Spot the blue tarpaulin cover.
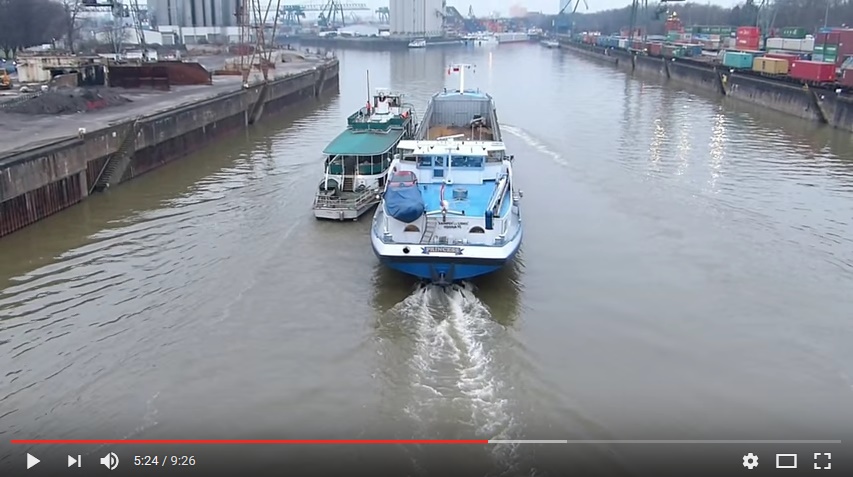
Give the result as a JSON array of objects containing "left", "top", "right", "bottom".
[{"left": 385, "top": 184, "right": 425, "bottom": 223}]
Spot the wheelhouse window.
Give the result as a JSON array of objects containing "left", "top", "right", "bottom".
[
  {"left": 450, "top": 156, "right": 485, "bottom": 168},
  {"left": 416, "top": 156, "right": 432, "bottom": 167}
]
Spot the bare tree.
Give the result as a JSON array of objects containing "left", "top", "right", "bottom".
[
  {"left": 101, "top": 22, "right": 129, "bottom": 54},
  {"left": 61, "top": 0, "right": 84, "bottom": 54}
]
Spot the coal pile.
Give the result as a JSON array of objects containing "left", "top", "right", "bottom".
[{"left": 5, "top": 88, "right": 132, "bottom": 115}]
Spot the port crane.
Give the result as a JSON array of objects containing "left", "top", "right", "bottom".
[
  {"left": 375, "top": 7, "right": 389, "bottom": 24},
  {"left": 627, "top": 0, "right": 685, "bottom": 41},
  {"left": 554, "top": 0, "right": 588, "bottom": 36},
  {"left": 279, "top": 1, "right": 369, "bottom": 28}
]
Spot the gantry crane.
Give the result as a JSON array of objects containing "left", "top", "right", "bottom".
[
  {"left": 375, "top": 6, "right": 389, "bottom": 23},
  {"left": 627, "top": 0, "right": 685, "bottom": 41},
  {"left": 555, "top": 0, "right": 588, "bottom": 35}
]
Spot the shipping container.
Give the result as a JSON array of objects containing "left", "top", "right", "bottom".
[
  {"left": 780, "top": 27, "right": 807, "bottom": 39},
  {"left": 736, "top": 37, "right": 761, "bottom": 50},
  {"left": 737, "top": 26, "right": 760, "bottom": 38},
  {"left": 841, "top": 67, "right": 853, "bottom": 87},
  {"left": 723, "top": 50, "right": 755, "bottom": 68},
  {"left": 648, "top": 42, "right": 663, "bottom": 56},
  {"left": 766, "top": 37, "right": 784, "bottom": 49},
  {"left": 766, "top": 52, "right": 801, "bottom": 61},
  {"left": 789, "top": 60, "right": 836, "bottom": 82},
  {"left": 812, "top": 53, "right": 825, "bottom": 62},
  {"left": 753, "top": 57, "right": 789, "bottom": 74}
]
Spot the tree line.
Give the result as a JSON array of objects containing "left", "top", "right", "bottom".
[
  {"left": 0, "top": 0, "right": 66, "bottom": 59},
  {"left": 568, "top": 0, "right": 853, "bottom": 35}
]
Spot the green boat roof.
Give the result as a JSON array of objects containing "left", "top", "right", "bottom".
[{"left": 323, "top": 128, "right": 405, "bottom": 156}]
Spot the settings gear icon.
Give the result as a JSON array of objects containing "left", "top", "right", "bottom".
[{"left": 743, "top": 452, "right": 759, "bottom": 469}]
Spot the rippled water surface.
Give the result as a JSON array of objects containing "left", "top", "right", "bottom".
[{"left": 1, "top": 46, "right": 852, "bottom": 475}]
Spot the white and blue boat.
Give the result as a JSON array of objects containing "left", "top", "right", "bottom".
[{"left": 370, "top": 64, "right": 523, "bottom": 284}]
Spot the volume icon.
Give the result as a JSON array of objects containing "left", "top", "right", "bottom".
[{"left": 100, "top": 452, "right": 119, "bottom": 470}]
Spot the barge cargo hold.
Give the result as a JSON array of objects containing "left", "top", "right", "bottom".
[
  {"left": 557, "top": 37, "right": 853, "bottom": 133},
  {"left": 0, "top": 58, "right": 340, "bottom": 238}
]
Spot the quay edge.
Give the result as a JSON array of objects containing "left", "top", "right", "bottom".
[
  {"left": 557, "top": 39, "right": 853, "bottom": 132},
  {"left": 0, "top": 58, "right": 339, "bottom": 238}
]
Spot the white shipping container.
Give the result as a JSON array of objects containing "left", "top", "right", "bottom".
[
  {"left": 802, "top": 38, "right": 815, "bottom": 51},
  {"left": 618, "top": 39, "right": 628, "bottom": 48},
  {"left": 766, "top": 37, "right": 784, "bottom": 49},
  {"left": 782, "top": 38, "right": 802, "bottom": 50}
]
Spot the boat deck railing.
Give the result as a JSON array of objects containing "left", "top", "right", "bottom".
[{"left": 314, "top": 189, "right": 378, "bottom": 209}]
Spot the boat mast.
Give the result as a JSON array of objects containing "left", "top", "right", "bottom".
[{"left": 448, "top": 63, "right": 473, "bottom": 94}]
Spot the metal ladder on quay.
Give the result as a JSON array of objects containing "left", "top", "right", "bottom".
[{"left": 91, "top": 119, "right": 139, "bottom": 193}]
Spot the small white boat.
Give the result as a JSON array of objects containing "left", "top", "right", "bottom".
[
  {"left": 313, "top": 88, "right": 417, "bottom": 221},
  {"left": 370, "top": 64, "right": 523, "bottom": 284},
  {"left": 408, "top": 39, "right": 426, "bottom": 48},
  {"left": 541, "top": 39, "right": 560, "bottom": 48}
]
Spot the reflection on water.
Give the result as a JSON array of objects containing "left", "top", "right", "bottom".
[{"left": 389, "top": 49, "right": 447, "bottom": 104}]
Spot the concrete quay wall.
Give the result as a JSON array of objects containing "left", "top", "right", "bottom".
[
  {"left": 0, "top": 59, "right": 339, "bottom": 238},
  {"left": 559, "top": 40, "right": 853, "bottom": 133}
]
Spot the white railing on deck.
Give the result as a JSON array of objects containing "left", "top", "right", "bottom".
[{"left": 314, "top": 189, "right": 377, "bottom": 209}]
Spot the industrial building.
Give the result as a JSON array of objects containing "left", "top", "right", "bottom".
[
  {"left": 149, "top": 0, "right": 239, "bottom": 28},
  {"left": 389, "top": 0, "right": 445, "bottom": 37}
]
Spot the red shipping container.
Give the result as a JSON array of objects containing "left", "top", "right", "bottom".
[
  {"left": 766, "top": 53, "right": 798, "bottom": 61},
  {"left": 737, "top": 26, "right": 760, "bottom": 37},
  {"left": 789, "top": 60, "right": 837, "bottom": 83},
  {"left": 648, "top": 42, "right": 663, "bottom": 56},
  {"left": 736, "top": 38, "right": 760, "bottom": 50}
]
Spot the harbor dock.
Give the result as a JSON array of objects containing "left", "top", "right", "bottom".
[{"left": 0, "top": 55, "right": 339, "bottom": 238}]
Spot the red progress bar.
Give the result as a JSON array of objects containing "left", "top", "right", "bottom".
[{"left": 11, "top": 439, "right": 489, "bottom": 445}]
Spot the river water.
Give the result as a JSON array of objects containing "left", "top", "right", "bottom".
[{"left": 1, "top": 45, "right": 852, "bottom": 475}]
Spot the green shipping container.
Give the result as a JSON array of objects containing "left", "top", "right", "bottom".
[
  {"left": 723, "top": 51, "right": 754, "bottom": 69},
  {"left": 825, "top": 44, "right": 838, "bottom": 53},
  {"left": 684, "top": 26, "right": 694, "bottom": 33},
  {"left": 813, "top": 53, "right": 824, "bottom": 62},
  {"left": 780, "top": 27, "right": 807, "bottom": 39},
  {"left": 710, "top": 26, "right": 721, "bottom": 34},
  {"left": 825, "top": 53, "right": 837, "bottom": 63}
]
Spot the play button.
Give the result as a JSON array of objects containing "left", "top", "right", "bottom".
[{"left": 26, "top": 453, "right": 39, "bottom": 469}]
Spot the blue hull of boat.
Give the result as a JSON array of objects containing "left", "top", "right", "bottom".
[{"left": 372, "top": 242, "right": 520, "bottom": 283}]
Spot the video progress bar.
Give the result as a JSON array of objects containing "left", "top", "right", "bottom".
[
  {"left": 11, "top": 439, "right": 842, "bottom": 445},
  {"left": 491, "top": 440, "right": 842, "bottom": 444}
]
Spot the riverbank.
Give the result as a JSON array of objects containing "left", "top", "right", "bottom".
[
  {"left": 558, "top": 39, "right": 853, "bottom": 132},
  {"left": 0, "top": 57, "right": 339, "bottom": 238}
]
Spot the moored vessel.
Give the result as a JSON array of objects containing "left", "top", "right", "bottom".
[
  {"left": 494, "top": 32, "right": 530, "bottom": 43},
  {"left": 370, "top": 64, "right": 523, "bottom": 284},
  {"left": 408, "top": 39, "right": 426, "bottom": 48},
  {"left": 313, "top": 88, "right": 416, "bottom": 221}
]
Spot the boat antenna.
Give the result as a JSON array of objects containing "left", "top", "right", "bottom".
[{"left": 366, "top": 70, "right": 371, "bottom": 112}]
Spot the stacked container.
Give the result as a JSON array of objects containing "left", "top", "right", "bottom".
[
  {"left": 789, "top": 60, "right": 836, "bottom": 82},
  {"left": 723, "top": 50, "right": 755, "bottom": 68},
  {"left": 736, "top": 26, "right": 761, "bottom": 50},
  {"left": 813, "top": 31, "right": 838, "bottom": 63},
  {"left": 752, "top": 57, "right": 789, "bottom": 75},
  {"left": 780, "top": 27, "right": 807, "bottom": 39}
]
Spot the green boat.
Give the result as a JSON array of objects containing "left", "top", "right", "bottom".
[{"left": 313, "top": 89, "right": 416, "bottom": 221}]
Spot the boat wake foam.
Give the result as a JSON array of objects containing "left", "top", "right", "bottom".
[
  {"left": 387, "top": 282, "right": 520, "bottom": 466},
  {"left": 502, "top": 124, "right": 567, "bottom": 167}
]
